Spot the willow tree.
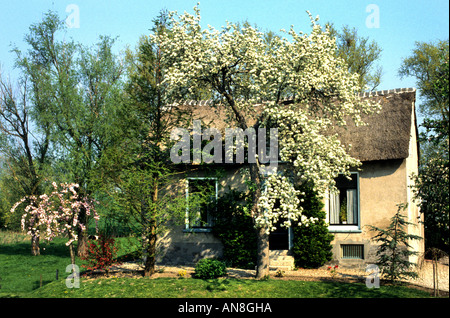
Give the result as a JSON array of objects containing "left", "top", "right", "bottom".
[
  {"left": 12, "top": 12, "right": 126, "bottom": 257},
  {"left": 154, "top": 6, "right": 379, "bottom": 278}
]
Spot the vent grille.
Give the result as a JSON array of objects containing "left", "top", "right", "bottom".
[{"left": 341, "top": 244, "right": 364, "bottom": 259}]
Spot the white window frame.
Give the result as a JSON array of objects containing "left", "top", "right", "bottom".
[
  {"left": 184, "top": 177, "right": 218, "bottom": 232},
  {"left": 327, "top": 172, "right": 361, "bottom": 233}
]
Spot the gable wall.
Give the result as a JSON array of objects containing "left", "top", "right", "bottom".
[
  {"left": 405, "top": 94, "right": 424, "bottom": 261},
  {"left": 328, "top": 159, "right": 409, "bottom": 268}
]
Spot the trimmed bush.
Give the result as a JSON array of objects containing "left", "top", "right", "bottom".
[
  {"left": 291, "top": 182, "right": 334, "bottom": 268},
  {"left": 194, "top": 258, "right": 227, "bottom": 279}
]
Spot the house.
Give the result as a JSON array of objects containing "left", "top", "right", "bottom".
[{"left": 156, "top": 87, "right": 424, "bottom": 269}]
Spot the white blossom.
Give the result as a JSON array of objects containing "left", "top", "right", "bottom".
[{"left": 154, "top": 5, "right": 380, "bottom": 233}]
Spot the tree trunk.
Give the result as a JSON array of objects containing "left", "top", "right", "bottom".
[
  {"left": 142, "top": 180, "right": 159, "bottom": 277},
  {"left": 69, "top": 242, "right": 76, "bottom": 265},
  {"left": 31, "top": 234, "right": 40, "bottom": 256},
  {"left": 143, "top": 225, "right": 157, "bottom": 277},
  {"left": 76, "top": 207, "right": 89, "bottom": 258},
  {"left": 248, "top": 162, "right": 270, "bottom": 279},
  {"left": 256, "top": 226, "right": 270, "bottom": 279},
  {"left": 77, "top": 233, "right": 89, "bottom": 258}
]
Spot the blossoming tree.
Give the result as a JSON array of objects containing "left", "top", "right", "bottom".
[
  {"left": 11, "top": 182, "right": 99, "bottom": 265},
  {"left": 154, "top": 5, "right": 380, "bottom": 278}
]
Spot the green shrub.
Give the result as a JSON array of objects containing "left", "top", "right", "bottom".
[
  {"left": 194, "top": 258, "right": 227, "bottom": 279},
  {"left": 368, "top": 203, "right": 422, "bottom": 283},
  {"left": 81, "top": 234, "right": 119, "bottom": 275},
  {"left": 291, "top": 183, "right": 334, "bottom": 268},
  {"left": 211, "top": 189, "right": 257, "bottom": 269}
]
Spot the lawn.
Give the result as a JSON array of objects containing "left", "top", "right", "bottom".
[
  {"left": 0, "top": 235, "right": 80, "bottom": 297},
  {"left": 27, "top": 276, "right": 432, "bottom": 298},
  {"left": 0, "top": 231, "right": 435, "bottom": 298}
]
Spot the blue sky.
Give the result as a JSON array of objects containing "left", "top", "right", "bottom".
[{"left": 0, "top": 0, "right": 448, "bottom": 95}]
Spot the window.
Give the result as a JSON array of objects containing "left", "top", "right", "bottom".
[
  {"left": 341, "top": 244, "right": 364, "bottom": 259},
  {"left": 329, "top": 173, "right": 359, "bottom": 227},
  {"left": 185, "top": 178, "right": 218, "bottom": 231}
]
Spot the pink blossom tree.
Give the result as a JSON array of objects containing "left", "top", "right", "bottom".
[{"left": 11, "top": 182, "right": 99, "bottom": 265}]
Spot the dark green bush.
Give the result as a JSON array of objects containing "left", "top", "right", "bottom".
[
  {"left": 194, "top": 258, "right": 227, "bottom": 279},
  {"left": 291, "top": 183, "right": 334, "bottom": 268},
  {"left": 211, "top": 189, "right": 257, "bottom": 269}
]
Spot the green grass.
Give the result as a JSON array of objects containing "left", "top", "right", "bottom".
[
  {"left": 0, "top": 236, "right": 79, "bottom": 297},
  {"left": 27, "top": 277, "right": 432, "bottom": 298},
  {"left": 0, "top": 231, "right": 140, "bottom": 297},
  {"left": 0, "top": 231, "right": 435, "bottom": 298}
]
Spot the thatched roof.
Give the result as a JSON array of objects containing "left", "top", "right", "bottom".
[
  {"left": 330, "top": 88, "right": 417, "bottom": 162},
  {"left": 174, "top": 88, "right": 417, "bottom": 162}
]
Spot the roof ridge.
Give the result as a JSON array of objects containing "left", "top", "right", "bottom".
[
  {"left": 173, "top": 88, "right": 417, "bottom": 105},
  {"left": 358, "top": 87, "right": 416, "bottom": 97}
]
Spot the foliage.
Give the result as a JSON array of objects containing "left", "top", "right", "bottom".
[
  {"left": 81, "top": 234, "right": 119, "bottom": 275},
  {"left": 101, "top": 152, "right": 188, "bottom": 277},
  {"left": 401, "top": 39, "right": 449, "bottom": 253},
  {"left": 0, "top": 58, "right": 51, "bottom": 199},
  {"left": 212, "top": 189, "right": 257, "bottom": 269},
  {"left": 328, "top": 24, "right": 383, "bottom": 91},
  {"left": 399, "top": 39, "right": 449, "bottom": 120},
  {"left": 94, "top": 10, "right": 191, "bottom": 276},
  {"left": 194, "top": 258, "right": 227, "bottom": 279},
  {"left": 13, "top": 12, "right": 126, "bottom": 193},
  {"left": 0, "top": 169, "right": 26, "bottom": 231},
  {"left": 0, "top": 60, "right": 52, "bottom": 251},
  {"left": 154, "top": 6, "right": 378, "bottom": 120},
  {"left": 411, "top": 155, "right": 449, "bottom": 253},
  {"left": 291, "top": 183, "right": 334, "bottom": 268},
  {"left": 8, "top": 11, "right": 127, "bottom": 257},
  {"left": 368, "top": 203, "right": 423, "bottom": 283}
]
